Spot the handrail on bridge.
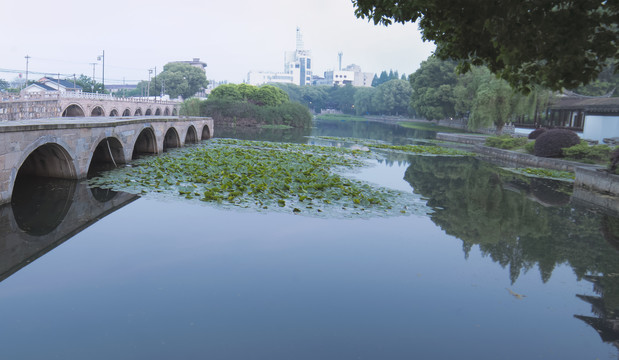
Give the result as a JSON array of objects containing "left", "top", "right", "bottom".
[{"left": 0, "top": 91, "right": 180, "bottom": 105}]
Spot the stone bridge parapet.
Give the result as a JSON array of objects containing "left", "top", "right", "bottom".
[{"left": 0, "top": 92, "right": 181, "bottom": 120}]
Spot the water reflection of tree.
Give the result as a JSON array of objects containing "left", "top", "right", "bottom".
[
  {"left": 404, "top": 156, "right": 619, "bottom": 284},
  {"left": 215, "top": 126, "right": 311, "bottom": 144},
  {"left": 313, "top": 120, "right": 436, "bottom": 144}
]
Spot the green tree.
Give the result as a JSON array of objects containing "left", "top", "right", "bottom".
[
  {"left": 251, "top": 85, "right": 289, "bottom": 106},
  {"left": 353, "top": 0, "right": 619, "bottom": 92},
  {"left": 327, "top": 85, "right": 357, "bottom": 114},
  {"left": 158, "top": 62, "right": 208, "bottom": 99},
  {"left": 353, "top": 87, "right": 377, "bottom": 115},
  {"left": 208, "top": 84, "right": 243, "bottom": 101},
  {"left": 409, "top": 57, "right": 457, "bottom": 120},
  {"left": 376, "top": 79, "right": 412, "bottom": 115},
  {"left": 468, "top": 78, "right": 514, "bottom": 132},
  {"left": 0, "top": 79, "right": 9, "bottom": 91},
  {"left": 74, "top": 74, "right": 106, "bottom": 93}
]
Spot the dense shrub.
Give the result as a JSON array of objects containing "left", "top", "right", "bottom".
[
  {"left": 525, "top": 141, "right": 536, "bottom": 154},
  {"left": 533, "top": 129, "right": 580, "bottom": 157},
  {"left": 528, "top": 128, "right": 547, "bottom": 139},
  {"left": 562, "top": 140, "right": 612, "bottom": 163},
  {"left": 485, "top": 135, "right": 528, "bottom": 149},
  {"left": 202, "top": 98, "right": 312, "bottom": 128}
]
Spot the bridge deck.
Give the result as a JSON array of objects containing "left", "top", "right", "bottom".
[{"left": 0, "top": 116, "right": 184, "bottom": 132}]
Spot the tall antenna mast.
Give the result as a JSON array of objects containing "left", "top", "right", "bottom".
[{"left": 296, "top": 27, "right": 304, "bottom": 50}]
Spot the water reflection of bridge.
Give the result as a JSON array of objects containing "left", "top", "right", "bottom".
[{"left": 0, "top": 181, "right": 137, "bottom": 283}]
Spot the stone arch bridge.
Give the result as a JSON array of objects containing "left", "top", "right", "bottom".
[
  {"left": 0, "top": 92, "right": 180, "bottom": 121},
  {"left": 0, "top": 116, "right": 213, "bottom": 204}
]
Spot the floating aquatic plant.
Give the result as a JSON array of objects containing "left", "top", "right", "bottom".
[
  {"left": 88, "top": 139, "right": 428, "bottom": 218},
  {"left": 311, "top": 136, "right": 474, "bottom": 156}
]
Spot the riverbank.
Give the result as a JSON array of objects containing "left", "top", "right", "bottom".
[{"left": 436, "top": 132, "right": 619, "bottom": 213}]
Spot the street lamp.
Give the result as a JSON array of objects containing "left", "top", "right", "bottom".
[
  {"left": 147, "top": 68, "right": 153, "bottom": 98},
  {"left": 97, "top": 51, "right": 105, "bottom": 92}
]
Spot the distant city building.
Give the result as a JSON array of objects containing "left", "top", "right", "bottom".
[
  {"left": 171, "top": 58, "right": 207, "bottom": 72},
  {"left": 324, "top": 64, "right": 373, "bottom": 87},
  {"left": 247, "top": 28, "right": 312, "bottom": 87}
]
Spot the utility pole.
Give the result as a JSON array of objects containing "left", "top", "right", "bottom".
[
  {"left": 24, "top": 55, "right": 31, "bottom": 89},
  {"left": 97, "top": 50, "right": 105, "bottom": 92},
  {"left": 154, "top": 66, "right": 157, "bottom": 101},
  {"left": 89, "top": 63, "right": 97, "bottom": 92},
  {"left": 148, "top": 69, "right": 153, "bottom": 98}
]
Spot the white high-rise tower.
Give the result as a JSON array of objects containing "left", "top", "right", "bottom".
[{"left": 284, "top": 27, "right": 312, "bottom": 86}]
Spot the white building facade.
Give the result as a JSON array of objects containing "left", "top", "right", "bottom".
[{"left": 247, "top": 28, "right": 312, "bottom": 87}]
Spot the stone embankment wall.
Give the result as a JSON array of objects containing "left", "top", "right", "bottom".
[
  {"left": 473, "top": 145, "right": 585, "bottom": 172},
  {"left": 437, "top": 132, "right": 619, "bottom": 213}
]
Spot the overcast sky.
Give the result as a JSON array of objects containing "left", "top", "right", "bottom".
[{"left": 1, "top": 0, "right": 435, "bottom": 85}]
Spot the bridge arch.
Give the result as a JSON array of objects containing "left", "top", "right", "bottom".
[
  {"left": 145, "top": 108, "right": 152, "bottom": 116},
  {"left": 91, "top": 106, "right": 105, "bottom": 117},
  {"left": 163, "top": 127, "right": 181, "bottom": 151},
  {"left": 109, "top": 108, "right": 119, "bottom": 117},
  {"left": 155, "top": 108, "right": 162, "bottom": 115},
  {"left": 201, "top": 124, "right": 212, "bottom": 140},
  {"left": 61, "top": 104, "right": 85, "bottom": 117},
  {"left": 134, "top": 108, "right": 143, "bottom": 116},
  {"left": 122, "top": 108, "right": 131, "bottom": 116},
  {"left": 87, "top": 137, "right": 125, "bottom": 178},
  {"left": 172, "top": 108, "right": 178, "bottom": 116},
  {"left": 15, "top": 141, "right": 77, "bottom": 181},
  {"left": 164, "top": 107, "right": 170, "bottom": 116},
  {"left": 185, "top": 125, "right": 198, "bottom": 144},
  {"left": 132, "top": 127, "right": 157, "bottom": 159}
]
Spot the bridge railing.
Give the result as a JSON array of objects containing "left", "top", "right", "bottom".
[
  {"left": 1, "top": 91, "right": 179, "bottom": 105},
  {"left": 1, "top": 92, "right": 61, "bottom": 102}
]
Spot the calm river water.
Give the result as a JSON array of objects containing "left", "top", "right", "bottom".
[{"left": 1, "top": 119, "right": 619, "bottom": 359}]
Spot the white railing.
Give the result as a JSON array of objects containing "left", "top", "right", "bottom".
[{"left": 1, "top": 91, "right": 180, "bottom": 105}]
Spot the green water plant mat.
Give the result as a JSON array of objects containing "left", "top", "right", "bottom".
[{"left": 89, "top": 139, "right": 428, "bottom": 217}]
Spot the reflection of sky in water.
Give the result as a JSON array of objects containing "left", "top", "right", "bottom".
[
  {"left": 1, "top": 122, "right": 618, "bottom": 359},
  {"left": 0, "top": 196, "right": 609, "bottom": 359},
  {"left": 347, "top": 159, "right": 414, "bottom": 193}
]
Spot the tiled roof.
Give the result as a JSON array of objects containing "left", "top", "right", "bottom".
[
  {"left": 549, "top": 96, "right": 619, "bottom": 113},
  {"left": 39, "top": 77, "right": 82, "bottom": 90}
]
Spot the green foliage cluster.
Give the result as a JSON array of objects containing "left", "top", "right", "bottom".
[
  {"left": 270, "top": 80, "right": 413, "bottom": 116},
  {"left": 202, "top": 98, "right": 312, "bottom": 128},
  {"left": 372, "top": 70, "right": 406, "bottom": 87},
  {"left": 209, "top": 84, "right": 289, "bottom": 106},
  {"left": 397, "top": 121, "right": 462, "bottom": 133},
  {"left": 484, "top": 135, "right": 529, "bottom": 150},
  {"left": 409, "top": 57, "right": 458, "bottom": 120},
  {"left": 533, "top": 129, "right": 581, "bottom": 157},
  {"left": 179, "top": 98, "right": 202, "bottom": 116},
  {"left": 562, "top": 141, "right": 613, "bottom": 163},
  {"left": 74, "top": 74, "right": 106, "bottom": 94},
  {"left": 408, "top": 57, "right": 553, "bottom": 131},
  {"left": 126, "top": 63, "right": 208, "bottom": 99},
  {"left": 524, "top": 141, "right": 536, "bottom": 154},
  {"left": 314, "top": 136, "right": 473, "bottom": 156},
  {"left": 352, "top": 0, "right": 619, "bottom": 92},
  {"left": 89, "top": 139, "right": 424, "bottom": 217}
]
